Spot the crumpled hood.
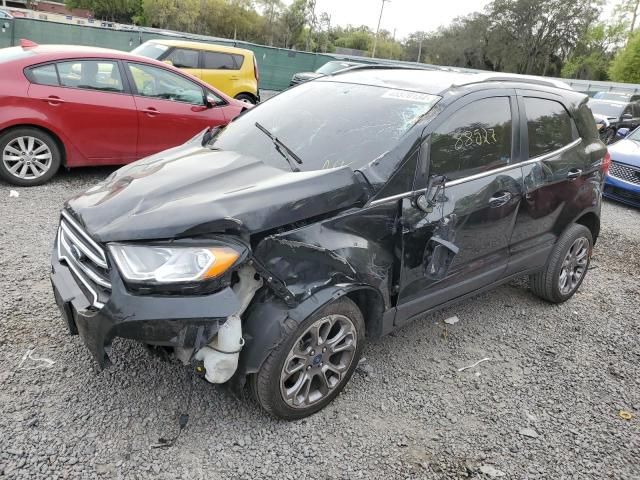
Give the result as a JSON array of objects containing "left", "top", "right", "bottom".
[
  {"left": 66, "top": 140, "right": 367, "bottom": 242},
  {"left": 608, "top": 138, "right": 640, "bottom": 168}
]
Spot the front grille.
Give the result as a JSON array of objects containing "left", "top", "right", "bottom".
[
  {"left": 57, "top": 210, "right": 111, "bottom": 308},
  {"left": 609, "top": 161, "right": 640, "bottom": 185}
]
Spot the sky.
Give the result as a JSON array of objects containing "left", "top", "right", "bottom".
[{"left": 311, "top": 0, "right": 494, "bottom": 39}]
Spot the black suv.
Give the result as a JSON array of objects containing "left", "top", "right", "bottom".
[{"left": 51, "top": 68, "right": 608, "bottom": 420}]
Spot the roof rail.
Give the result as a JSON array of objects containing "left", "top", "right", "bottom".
[
  {"left": 329, "top": 63, "right": 437, "bottom": 77},
  {"left": 453, "top": 74, "right": 572, "bottom": 90}
]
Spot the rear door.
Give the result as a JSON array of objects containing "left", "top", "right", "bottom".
[
  {"left": 200, "top": 50, "right": 242, "bottom": 95},
  {"left": 124, "top": 62, "right": 228, "bottom": 158},
  {"left": 508, "top": 91, "right": 586, "bottom": 275},
  {"left": 26, "top": 59, "right": 138, "bottom": 163},
  {"left": 396, "top": 91, "right": 524, "bottom": 325}
]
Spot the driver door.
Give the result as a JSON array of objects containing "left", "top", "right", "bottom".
[
  {"left": 125, "top": 62, "right": 227, "bottom": 158},
  {"left": 395, "top": 92, "right": 524, "bottom": 326}
]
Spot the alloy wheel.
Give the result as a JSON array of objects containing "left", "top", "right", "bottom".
[
  {"left": 558, "top": 236, "right": 589, "bottom": 295},
  {"left": 280, "top": 314, "right": 357, "bottom": 408},
  {"left": 2, "top": 136, "right": 53, "bottom": 180}
]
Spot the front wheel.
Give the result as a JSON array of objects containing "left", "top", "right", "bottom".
[
  {"left": 530, "top": 224, "right": 593, "bottom": 303},
  {"left": 250, "top": 296, "right": 364, "bottom": 420},
  {"left": 0, "top": 128, "right": 61, "bottom": 186}
]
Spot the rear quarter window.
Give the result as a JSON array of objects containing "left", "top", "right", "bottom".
[
  {"left": 26, "top": 64, "right": 59, "bottom": 86},
  {"left": 202, "top": 51, "right": 240, "bottom": 70},
  {"left": 524, "top": 97, "right": 577, "bottom": 158},
  {"left": 573, "top": 103, "right": 600, "bottom": 141}
]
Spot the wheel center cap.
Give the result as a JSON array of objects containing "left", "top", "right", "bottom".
[{"left": 312, "top": 354, "right": 323, "bottom": 365}]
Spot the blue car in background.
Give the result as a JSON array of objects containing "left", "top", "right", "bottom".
[{"left": 604, "top": 127, "right": 640, "bottom": 208}]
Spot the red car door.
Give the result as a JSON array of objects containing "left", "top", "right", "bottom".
[
  {"left": 125, "top": 62, "right": 229, "bottom": 158},
  {"left": 27, "top": 59, "right": 138, "bottom": 164}
]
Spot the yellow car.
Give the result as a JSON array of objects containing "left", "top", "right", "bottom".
[{"left": 132, "top": 39, "right": 259, "bottom": 104}]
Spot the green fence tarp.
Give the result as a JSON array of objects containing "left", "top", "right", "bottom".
[{"left": 5, "top": 18, "right": 640, "bottom": 94}]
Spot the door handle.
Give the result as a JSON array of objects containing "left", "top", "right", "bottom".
[
  {"left": 142, "top": 107, "right": 160, "bottom": 116},
  {"left": 488, "top": 191, "right": 512, "bottom": 208},
  {"left": 42, "top": 96, "right": 65, "bottom": 105},
  {"left": 566, "top": 168, "right": 582, "bottom": 180},
  {"left": 230, "top": 76, "right": 240, "bottom": 80}
]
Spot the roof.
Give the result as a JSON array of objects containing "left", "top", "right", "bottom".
[
  {"left": 322, "top": 67, "right": 573, "bottom": 96},
  {"left": 144, "top": 38, "right": 253, "bottom": 56}
]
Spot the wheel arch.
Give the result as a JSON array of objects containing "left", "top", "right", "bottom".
[
  {"left": 574, "top": 211, "right": 600, "bottom": 245},
  {"left": 0, "top": 123, "right": 67, "bottom": 166},
  {"left": 237, "top": 283, "right": 386, "bottom": 378}
]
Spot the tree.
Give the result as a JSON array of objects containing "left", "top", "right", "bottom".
[
  {"left": 610, "top": 31, "right": 640, "bottom": 82},
  {"left": 65, "top": 0, "right": 142, "bottom": 22},
  {"left": 561, "top": 22, "right": 626, "bottom": 80}
]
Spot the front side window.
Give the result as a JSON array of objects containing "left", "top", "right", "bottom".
[
  {"left": 164, "top": 48, "right": 199, "bottom": 69},
  {"left": 525, "top": 97, "right": 575, "bottom": 158},
  {"left": 56, "top": 60, "right": 124, "bottom": 93},
  {"left": 127, "top": 63, "right": 204, "bottom": 105},
  {"left": 430, "top": 97, "right": 512, "bottom": 180},
  {"left": 202, "top": 51, "right": 238, "bottom": 70},
  {"left": 27, "top": 64, "right": 59, "bottom": 86}
]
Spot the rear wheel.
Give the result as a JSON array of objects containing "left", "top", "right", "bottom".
[
  {"left": 0, "top": 128, "right": 61, "bottom": 186},
  {"left": 251, "top": 296, "right": 364, "bottom": 420},
  {"left": 530, "top": 224, "right": 592, "bottom": 303},
  {"left": 235, "top": 93, "right": 257, "bottom": 105}
]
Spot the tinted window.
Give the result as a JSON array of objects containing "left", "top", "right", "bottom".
[
  {"left": 128, "top": 63, "right": 204, "bottom": 105},
  {"left": 28, "top": 64, "right": 59, "bottom": 86},
  {"left": 202, "top": 51, "right": 238, "bottom": 70},
  {"left": 430, "top": 97, "right": 512, "bottom": 180},
  {"left": 57, "top": 60, "right": 124, "bottom": 92},
  {"left": 165, "top": 48, "right": 199, "bottom": 69},
  {"left": 525, "top": 97, "right": 575, "bottom": 158},
  {"left": 211, "top": 81, "right": 440, "bottom": 172}
]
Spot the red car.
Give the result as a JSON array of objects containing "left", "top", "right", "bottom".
[{"left": 0, "top": 41, "right": 247, "bottom": 186}]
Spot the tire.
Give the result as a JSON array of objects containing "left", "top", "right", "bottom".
[
  {"left": 250, "top": 296, "right": 365, "bottom": 420},
  {"left": 529, "top": 224, "right": 593, "bottom": 304},
  {"left": 234, "top": 93, "right": 257, "bottom": 105},
  {"left": 0, "top": 127, "right": 61, "bottom": 186}
]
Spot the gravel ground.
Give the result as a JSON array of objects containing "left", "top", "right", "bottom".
[{"left": 0, "top": 168, "right": 639, "bottom": 480}]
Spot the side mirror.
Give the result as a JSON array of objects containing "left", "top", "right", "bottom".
[
  {"left": 416, "top": 174, "right": 447, "bottom": 213},
  {"left": 201, "top": 126, "right": 222, "bottom": 146},
  {"left": 162, "top": 59, "right": 174, "bottom": 66},
  {"left": 205, "top": 95, "right": 219, "bottom": 108},
  {"left": 622, "top": 113, "right": 633, "bottom": 120}
]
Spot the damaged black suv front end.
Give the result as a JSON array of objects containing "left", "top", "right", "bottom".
[{"left": 51, "top": 209, "right": 248, "bottom": 368}]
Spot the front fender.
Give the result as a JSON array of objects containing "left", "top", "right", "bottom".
[{"left": 237, "top": 284, "right": 381, "bottom": 377}]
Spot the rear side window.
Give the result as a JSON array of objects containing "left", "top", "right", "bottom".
[
  {"left": 202, "top": 51, "right": 241, "bottom": 70},
  {"left": 524, "top": 97, "right": 576, "bottom": 158},
  {"left": 27, "top": 64, "right": 59, "bottom": 86},
  {"left": 57, "top": 60, "right": 124, "bottom": 93},
  {"left": 430, "top": 96, "right": 512, "bottom": 181},
  {"left": 164, "top": 48, "right": 199, "bottom": 69}
]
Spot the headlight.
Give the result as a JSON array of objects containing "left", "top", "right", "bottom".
[{"left": 109, "top": 244, "right": 240, "bottom": 283}]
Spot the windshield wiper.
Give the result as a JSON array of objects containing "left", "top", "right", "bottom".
[{"left": 254, "top": 122, "right": 303, "bottom": 172}]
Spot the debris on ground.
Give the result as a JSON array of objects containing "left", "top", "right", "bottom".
[
  {"left": 457, "top": 357, "right": 491, "bottom": 372},
  {"left": 519, "top": 428, "right": 540, "bottom": 439},
  {"left": 443, "top": 315, "right": 460, "bottom": 325}
]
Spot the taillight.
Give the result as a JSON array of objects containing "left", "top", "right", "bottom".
[
  {"left": 602, "top": 151, "right": 611, "bottom": 175},
  {"left": 253, "top": 56, "right": 259, "bottom": 82}
]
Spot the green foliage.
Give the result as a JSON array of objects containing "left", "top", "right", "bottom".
[
  {"left": 610, "top": 31, "right": 640, "bottom": 82},
  {"left": 65, "top": 0, "right": 630, "bottom": 81}
]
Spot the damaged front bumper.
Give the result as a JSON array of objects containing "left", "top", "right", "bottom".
[{"left": 51, "top": 244, "right": 241, "bottom": 369}]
